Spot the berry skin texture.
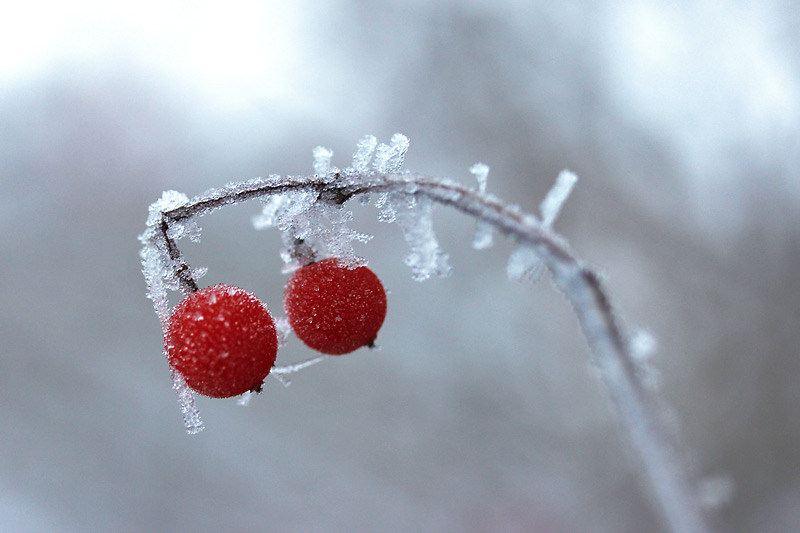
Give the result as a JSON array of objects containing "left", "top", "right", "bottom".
[
  {"left": 165, "top": 284, "right": 278, "bottom": 398},
  {"left": 284, "top": 258, "right": 387, "bottom": 355}
]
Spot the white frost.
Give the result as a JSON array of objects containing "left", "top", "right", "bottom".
[
  {"left": 507, "top": 245, "right": 544, "bottom": 283},
  {"left": 139, "top": 190, "right": 205, "bottom": 327},
  {"left": 469, "top": 162, "right": 489, "bottom": 193},
  {"left": 236, "top": 391, "right": 253, "bottom": 407},
  {"left": 352, "top": 134, "right": 377, "bottom": 172},
  {"left": 373, "top": 133, "right": 409, "bottom": 174},
  {"left": 472, "top": 220, "right": 494, "bottom": 250},
  {"left": 375, "top": 192, "right": 397, "bottom": 223},
  {"left": 145, "top": 190, "right": 189, "bottom": 226},
  {"left": 504, "top": 170, "right": 578, "bottom": 282},
  {"left": 271, "top": 355, "right": 327, "bottom": 387},
  {"left": 253, "top": 187, "right": 370, "bottom": 269},
  {"left": 172, "top": 369, "right": 204, "bottom": 434},
  {"left": 274, "top": 316, "right": 292, "bottom": 348},
  {"left": 394, "top": 195, "right": 451, "bottom": 281},
  {"left": 540, "top": 170, "right": 578, "bottom": 227},
  {"left": 312, "top": 146, "right": 334, "bottom": 176}
]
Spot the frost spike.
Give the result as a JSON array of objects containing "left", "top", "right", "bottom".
[
  {"left": 469, "top": 162, "right": 490, "bottom": 193},
  {"left": 395, "top": 195, "right": 451, "bottom": 281},
  {"left": 373, "top": 133, "right": 409, "bottom": 173},
  {"left": 352, "top": 134, "right": 378, "bottom": 172},
  {"left": 172, "top": 370, "right": 204, "bottom": 434},
  {"left": 472, "top": 220, "right": 494, "bottom": 250},
  {"left": 312, "top": 146, "right": 334, "bottom": 176},
  {"left": 540, "top": 170, "right": 578, "bottom": 227}
]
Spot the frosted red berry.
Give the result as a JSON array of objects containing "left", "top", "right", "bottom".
[
  {"left": 284, "top": 258, "right": 387, "bottom": 355},
  {"left": 165, "top": 284, "right": 278, "bottom": 398}
]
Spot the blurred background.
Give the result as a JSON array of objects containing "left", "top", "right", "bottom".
[{"left": 2, "top": 1, "right": 798, "bottom": 531}]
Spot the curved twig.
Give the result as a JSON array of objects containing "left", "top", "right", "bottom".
[{"left": 142, "top": 171, "right": 716, "bottom": 533}]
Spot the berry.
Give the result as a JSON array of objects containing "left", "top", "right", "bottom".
[
  {"left": 284, "top": 258, "right": 387, "bottom": 355},
  {"left": 165, "top": 284, "right": 278, "bottom": 398}
]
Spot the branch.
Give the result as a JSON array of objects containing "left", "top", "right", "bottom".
[{"left": 142, "top": 170, "right": 716, "bottom": 533}]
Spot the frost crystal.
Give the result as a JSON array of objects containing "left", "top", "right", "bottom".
[
  {"left": 271, "top": 355, "right": 327, "bottom": 387},
  {"left": 312, "top": 146, "right": 334, "bottom": 176},
  {"left": 540, "top": 170, "right": 577, "bottom": 227},
  {"left": 469, "top": 162, "right": 490, "bottom": 193},
  {"left": 507, "top": 245, "right": 544, "bottom": 282},
  {"left": 375, "top": 192, "right": 397, "bottom": 223},
  {"left": 252, "top": 190, "right": 288, "bottom": 230},
  {"left": 393, "top": 195, "right": 451, "bottom": 281},
  {"left": 373, "top": 133, "right": 409, "bottom": 173},
  {"left": 139, "top": 190, "right": 206, "bottom": 327},
  {"left": 253, "top": 188, "right": 370, "bottom": 269},
  {"left": 236, "top": 391, "right": 252, "bottom": 407},
  {"left": 172, "top": 369, "right": 204, "bottom": 434},
  {"left": 145, "top": 190, "right": 190, "bottom": 226},
  {"left": 275, "top": 316, "right": 292, "bottom": 348},
  {"left": 472, "top": 221, "right": 494, "bottom": 250},
  {"left": 469, "top": 163, "right": 494, "bottom": 249},
  {"left": 502, "top": 170, "right": 578, "bottom": 282},
  {"left": 352, "top": 134, "right": 377, "bottom": 172}
]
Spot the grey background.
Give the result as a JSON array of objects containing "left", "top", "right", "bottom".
[{"left": 2, "top": 1, "right": 798, "bottom": 531}]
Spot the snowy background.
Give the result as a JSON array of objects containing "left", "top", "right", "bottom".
[{"left": 2, "top": 1, "right": 799, "bottom": 531}]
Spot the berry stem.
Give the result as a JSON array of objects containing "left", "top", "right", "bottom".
[
  {"left": 144, "top": 171, "right": 716, "bottom": 533},
  {"left": 158, "top": 219, "right": 199, "bottom": 293}
]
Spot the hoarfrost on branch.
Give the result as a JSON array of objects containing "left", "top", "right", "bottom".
[{"left": 139, "top": 134, "right": 718, "bottom": 533}]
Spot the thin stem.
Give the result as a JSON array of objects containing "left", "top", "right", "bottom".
[
  {"left": 158, "top": 219, "right": 199, "bottom": 293},
  {"left": 148, "top": 171, "right": 715, "bottom": 532}
]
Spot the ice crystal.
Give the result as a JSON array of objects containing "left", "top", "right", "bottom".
[
  {"left": 352, "top": 134, "right": 378, "bottom": 172},
  {"left": 373, "top": 133, "right": 409, "bottom": 173},
  {"left": 375, "top": 192, "right": 398, "bottom": 223},
  {"left": 540, "top": 170, "right": 577, "bottom": 228},
  {"left": 469, "top": 163, "right": 494, "bottom": 249},
  {"left": 252, "top": 147, "right": 377, "bottom": 269},
  {"left": 507, "top": 245, "right": 544, "bottom": 283},
  {"left": 312, "top": 146, "right": 334, "bottom": 176},
  {"left": 172, "top": 369, "right": 204, "bottom": 434},
  {"left": 394, "top": 195, "right": 451, "bottom": 281},
  {"left": 470, "top": 162, "right": 489, "bottom": 193}
]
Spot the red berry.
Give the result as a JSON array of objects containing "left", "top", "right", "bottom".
[
  {"left": 284, "top": 258, "right": 387, "bottom": 355},
  {"left": 165, "top": 284, "right": 278, "bottom": 398}
]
